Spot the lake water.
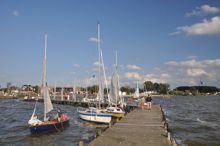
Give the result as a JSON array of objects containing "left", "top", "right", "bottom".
[
  {"left": 0, "top": 96, "right": 219, "bottom": 146},
  {"left": 153, "top": 96, "right": 220, "bottom": 146},
  {"left": 0, "top": 99, "right": 106, "bottom": 146}
]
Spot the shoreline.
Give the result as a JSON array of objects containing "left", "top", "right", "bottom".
[{"left": 0, "top": 96, "right": 18, "bottom": 99}]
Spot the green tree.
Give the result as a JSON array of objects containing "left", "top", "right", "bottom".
[
  {"left": 87, "top": 85, "right": 98, "bottom": 94},
  {"left": 153, "top": 83, "right": 160, "bottom": 93},
  {"left": 120, "top": 86, "right": 135, "bottom": 94},
  {"left": 159, "top": 83, "right": 170, "bottom": 94},
  {"left": 190, "top": 87, "right": 198, "bottom": 96},
  {"left": 144, "top": 81, "right": 154, "bottom": 91},
  {"left": 33, "top": 85, "right": 40, "bottom": 94}
]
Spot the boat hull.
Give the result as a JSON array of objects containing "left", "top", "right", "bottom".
[
  {"left": 111, "top": 112, "right": 125, "bottom": 118},
  {"left": 29, "top": 119, "right": 69, "bottom": 134},
  {"left": 106, "top": 107, "right": 125, "bottom": 118},
  {"left": 78, "top": 111, "right": 112, "bottom": 124}
]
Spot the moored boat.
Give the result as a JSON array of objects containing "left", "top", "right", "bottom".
[
  {"left": 106, "top": 106, "right": 124, "bottom": 118},
  {"left": 78, "top": 107, "right": 112, "bottom": 124},
  {"left": 29, "top": 114, "right": 69, "bottom": 134},
  {"left": 28, "top": 34, "right": 69, "bottom": 134},
  {"left": 78, "top": 22, "right": 112, "bottom": 124},
  {"left": 106, "top": 50, "right": 125, "bottom": 118}
]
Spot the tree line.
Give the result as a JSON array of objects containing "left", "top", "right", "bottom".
[
  {"left": 143, "top": 81, "right": 170, "bottom": 94},
  {"left": 174, "top": 86, "right": 220, "bottom": 95},
  {"left": 1, "top": 81, "right": 219, "bottom": 96}
]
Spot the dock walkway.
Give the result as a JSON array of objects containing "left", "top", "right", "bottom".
[{"left": 89, "top": 105, "right": 170, "bottom": 146}]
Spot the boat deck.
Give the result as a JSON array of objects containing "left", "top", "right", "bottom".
[{"left": 88, "top": 105, "right": 171, "bottom": 146}]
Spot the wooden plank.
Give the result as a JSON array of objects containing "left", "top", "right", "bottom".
[{"left": 88, "top": 105, "right": 170, "bottom": 146}]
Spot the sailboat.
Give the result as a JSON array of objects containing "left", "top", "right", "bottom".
[
  {"left": 78, "top": 22, "right": 112, "bottom": 124},
  {"left": 106, "top": 50, "right": 125, "bottom": 118},
  {"left": 130, "top": 82, "right": 140, "bottom": 100},
  {"left": 61, "top": 87, "right": 64, "bottom": 101},
  {"left": 81, "top": 78, "right": 91, "bottom": 103},
  {"left": 28, "top": 34, "right": 69, "bottom": 134},
  {"left": 53, "top": 83, "right": 56, "bottom": 100},
  {"left": 134, "top": 82, "right": 140, "bottom": 99},
  {"left": 72, "top": 81, "right": 76, "bottom": 102}
]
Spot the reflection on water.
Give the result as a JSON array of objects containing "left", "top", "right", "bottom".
[{"left": 154, "top": 96, "right": 220, "bottom": 146}]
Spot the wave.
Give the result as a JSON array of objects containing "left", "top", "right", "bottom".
[{"left": 196, "top": 118, "right": 218, "bottom": 128}]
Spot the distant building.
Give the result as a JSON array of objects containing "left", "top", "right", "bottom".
[
  {"left": 49, "top": 86, "right": 82, "bottom": 95},
  {"left": 144, "top": 91, "right": 157, "bottom": 95}
]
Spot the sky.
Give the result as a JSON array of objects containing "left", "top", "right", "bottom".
[{"left": 0, "top": 0, "right": 220, "bottom": 89}]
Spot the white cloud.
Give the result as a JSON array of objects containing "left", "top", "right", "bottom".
[
  {"left": 73, "top": 64, "right": 80, "bottom": 68},
  {"left": 92, "top": 61, "right": 108, "bottom": 72},
  {"left": 93, "top": 61, "right": 99, "bottom": 67},
  {"left": 143, "top": 73, "right": 170, "bottom": 83},
  {"left": 126, "top": 64, "right": 143, "bottom": 70},
  {"left": 185, "top": 4, "right": 220, "bottom": 17},
  {"left": 86, "top": 58, "right": 220, "bottom": 88},
  {"left": 89, "top": 37, "right": 102, "bottom": 43},
  {"left": 89, "top": 37, "right": 98, "bottom": 43},
  {"left": 12, "top": 10, "right": 20, "bottom": 16},
  {"left": 166, "top": 59, "right": 203, "bottom": 68},
  {"left": 201, "top": 5, "right": 220, "bottom": 14},
  {"left": 166, "top": 59, "right": 220, "bottom": 68},
  {"left": 164, "top": 58, "right": 220, "bottom": 87},
  {"left": 92, "top": 61, "right": 100, "bottom": 72},
  {"left": 202, "top": 59, "right": 220, "bottom": 66},
  {"left": 186, "top": 68, "right": 207, "bottom": 77},
  {"left": 125, "top": 72, "right": 141, "bottom": 80},
  {"left": 172, "top": 16, "right": 220, "bottom": 35}
]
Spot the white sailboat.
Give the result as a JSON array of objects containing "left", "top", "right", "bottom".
[
  {"left": 61, "top": 87, "right": 64, "bottom": 101},
  {"left": 53, "top": 83, "right": 56, "bottom": 100},
  {"left": 72, "top": 81, "right": 76, "bottom": 101},
  {"left": 106, "top": 50, "right": 125, "bottom": 118},
  {"left": 81, "top": 78, "right": 90, "bottom": 103},
  {"left": 28, "top": 34, "right": 69, "bottom": 134},
  {"left": 78, "top": 22, "right": 112, "bottom": 124},
  {"left": 134, "top": 82, "right": 140, "bottom": 99}
]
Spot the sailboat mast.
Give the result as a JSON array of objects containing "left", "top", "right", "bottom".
[
  {"left": 86, "top": 78, "right": 88, "bottom": 99},
  {"left": 73, "top": 79, "right": 76, "bottom": 101},
  {"left": 61, "top": 87, "right": 64, "bottom": 101},
  {"left": 97, "top": 22, "right": 101, "bottom": 109},
  {"left": 53, "top": 83, "right": 56, "bottom": 99},
  {"left": 115, "top": 50, "right": 118, "bottom": 107},
  {"left": 43, "top": 33, "right": 47, "bottom": 121},
  {"left": 116, "top": 50, "right": 118, "bottom": 69}
]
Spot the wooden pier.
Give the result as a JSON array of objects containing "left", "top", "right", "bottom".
[
  {"left": 23, "top": 98, "right": 177, "bottom": 146},
  {"left": 88, "top": 104, "right": 176, "bottom": 146},
  {"left": 23, "top": 99, "right": 137, "bottom": 110}
]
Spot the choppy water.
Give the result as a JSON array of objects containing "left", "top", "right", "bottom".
[
  {"left": 1, "top": 96, "right": 220, "bottom": 146},
  {"left": 154, "top": 96, "right": 220, "bottom": 146},
  {"left": 0, "top": 99, "right": 107, "bottom": 146}
]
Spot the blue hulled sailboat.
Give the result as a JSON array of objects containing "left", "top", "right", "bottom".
[{"left": 28, "top": 34, "right": 69, "bottom": 134}]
